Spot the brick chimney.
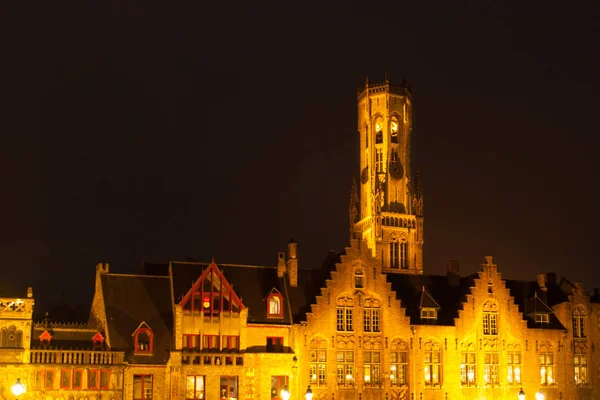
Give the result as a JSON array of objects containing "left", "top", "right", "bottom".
[{"left": 287, "top": 239, "right": 298, "bottom": 288}]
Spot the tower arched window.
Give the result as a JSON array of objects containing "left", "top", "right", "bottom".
[
  {"left": 390, "top": 237, "right": 399, "bottom": 269},
  {"left": 400, "top": 238, "right": 408, "bottom": 269},
  {"left": 390, "top": 117, "right": 399, "bottom": 144},
  {"left": 375, "top": 118, "right": 383, "bottom": 144}
]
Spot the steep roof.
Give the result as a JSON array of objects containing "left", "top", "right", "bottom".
[
  {"left": 170, "top": 262, "right": 293, "bottom": 325},
  {"left": 30, "top": 323, "right": 103, "bottom": 350},
  {"left": 101, "top": 274, "right": 173, "bottom": 364}
]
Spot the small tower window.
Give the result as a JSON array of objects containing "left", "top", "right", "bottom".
[
  {"left": 390, "top": 117, "right": 399, "bottom": 143},
  {"left": 375, "top": 118, "right": 383, "bottom": 144}
]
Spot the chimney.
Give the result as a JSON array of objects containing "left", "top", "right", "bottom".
[
  {"left": 447, "top": 261, "right": 460, "bottom": 287},
  {"left": 287, "top": 239, "right": 298, "bottom": 287},
  {"left": 536, "top": 274, "right": 547, "bottom": 291},
  {"left": 277, "top": 252, "right": 286, "bottom": 278}
]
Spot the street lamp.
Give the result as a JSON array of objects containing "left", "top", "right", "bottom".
[
  {"left": 11, "top": 378, "right": 26, "bottom": 399},
  {"left": 305, "top": 386, "right": 313, "bottom": 400},
  {"left": 518, "top": 388, "right": 525, "bottom": 400},
  {"left": 281, "top": 386, "right": 290, "bottom": 400},
  {"left": 535, "top": 391, "right": 544, "bottom": 400}
]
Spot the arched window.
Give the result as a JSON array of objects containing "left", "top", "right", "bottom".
[
  {"left": 267, "top": 291, "right": 283, "bottom": 318},
  {"left": 423, "top": 340, "right": 442, "bottom": 386},
  {"left": 506, "top": 343, "right": 522, "bottom": 385},
  {"left": 336, "top": 296, "right": 354, "bottom": 332},
  {"left": 574, "top": 345, "right": 588, "bottom": 385},
  {"left": 363, "top": 297, "right": 380, "bottom": 333},
  {"left": 390, "top": 117, "right": 399, "bottom": 144},
  {"left": 482, "top": 300, "right": 498, "bottom": 335},
  {"left": 573, "top": 305, "right": 587, "bottom": 338},
  {"left": 0, "top": 325, "right": 23, "bottom": 348},
  {"left": 400, "top": 238, "right": 408, "bottom": 269},
  {"left": 539, "top": 343, "right": 555, "bottom": 385},
  {"left": 460, "top": 343, "right": 476, "bottom": 386},
  {"left": 390, "top": 237, "right": 399, "bottom": 269},
  {"left": 390, "top": 339, "right": 408, "bottom": 386},
  {"left": 375, "top": 117, "right": 383, "bottom": 144}
]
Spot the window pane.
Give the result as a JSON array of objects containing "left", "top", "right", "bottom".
[{"left": 133, "top": 376, "right": 142, "bottom": 399}]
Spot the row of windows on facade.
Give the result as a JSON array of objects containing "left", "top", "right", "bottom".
[
  {"left": 308, "top": 349, "right": 590, "bottom": 388},
  {"left": 30, "top": 369, "right": 110, "bottom": 390},
  {"left": 367, "top": 112, "right": 406, "bottom": 148},
  {"left": 182, "top": 334, "right": 284, "bottom": 353}
]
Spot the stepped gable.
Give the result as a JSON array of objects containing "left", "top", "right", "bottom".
[
  {"left": 386, "top": 273, "right": 475, "bottom": 325},
  {"left": 101, "top": 273, "right": 173, "bottom": 364},
  {"left": 504, "top": 279, "right": 568, "bottom": 330},
  {"left": 169, "top": 261, "right": 293, "bottom": 325}
]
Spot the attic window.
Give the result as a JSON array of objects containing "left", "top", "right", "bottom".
[
  {"left": 354, "top": 270, "right": 364, "bottom": 289},
  {"left": 267, "top": 291, "right": 283, "bottom": 318},
  {"left": 133, "top": 326, "right": 154, "bottom": 354},
  {"left": 535, "top": 313, "right": 550, "bottom": 324},
  {"left": 420, "top": 308, "right": 437, "bottom": 320}
]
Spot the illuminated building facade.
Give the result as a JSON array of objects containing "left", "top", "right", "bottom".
[{"left": 0, "top": 79, "right": 599, "bottom": 400}]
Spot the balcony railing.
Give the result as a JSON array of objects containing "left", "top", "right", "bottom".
[
  {"left": 30, "top": 350, "right": 125, "bottom": 365},
  {"left": 182, "top": 352, "right": 244, "bottom": 366}
]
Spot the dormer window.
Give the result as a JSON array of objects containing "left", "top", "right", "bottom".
[
  {"left": 535, "top": 313, "right": 550, "bottom": 324},
  {"left": 133, "top": 323, "right": 154, "bottom": 354},
  {"left": 420, "top": 308, "right": 437, "bottom": 320},
  {"left": 39, "top": 329, "right": 52, "bottom": 344},
  {"left": 267, "top": 290, "right": 283, "bottom": 318},
  {"left": 92, "top": 332, "right": 105, "bottom": 347}
]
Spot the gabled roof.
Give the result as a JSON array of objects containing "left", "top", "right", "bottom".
[
  {"left": 101, "top": 274, "right": 173, "bottom": 364},
  {"left": 419, "top": 286, "right": 441, "bottom": 309},
  {"left": 170, "top": 261, "right": 293, "bottom": 325}
]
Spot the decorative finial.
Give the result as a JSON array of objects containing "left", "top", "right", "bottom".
[
  {"left": 365, "top": 76, "right": 369, "bottom": 88},
  {"left": 384, "top": 72, "right": 390, "bottom": 84}
]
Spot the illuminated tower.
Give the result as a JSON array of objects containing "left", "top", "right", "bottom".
[{"left": 351, "top": 76, "right": 424, "bottom": 274}]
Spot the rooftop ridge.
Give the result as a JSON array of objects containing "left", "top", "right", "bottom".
[{"left": 171, "top": 261, "right": 275, "bottom": 270}]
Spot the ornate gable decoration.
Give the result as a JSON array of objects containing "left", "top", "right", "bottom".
[
  {"left": 39, "top": 329, "right": 52, "bottom": 343},
  {"left": 181, "top": 261, "right": 243, "bottom": 314},
  {"left": 92, "top": 331, "right": 104, "bottom": 345}
]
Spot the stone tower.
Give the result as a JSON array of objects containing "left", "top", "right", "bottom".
[{"left": 352, "top": 76, "right": 424, "bottom": 274}]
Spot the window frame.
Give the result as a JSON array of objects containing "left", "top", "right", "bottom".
[
  {"left": 186, "top": 375, "right": 205, "bottom": 400},
  {"left": 88, "top": 369, "right": 99, "bottom": 389},
  {"left": 363, "top": 350, "right": 381, "bottom": 387},
  {"left": 267, "top": 337, "right": 284, "bottom": 353},
  {"left": 424, "top": 344, "right": 442, "bottom": 387},
  {"left": 540, "top": 352, "right": 555, "bottom": 385},
  {"left": 220, "top": 376, "right": 238, "bottom": 400},
  {"left": 134, "top": 327, "right": 154, "bottom": 354},
  {"left": 309, "top": 347, "right": 327, "bottom": 387},
  {"left": 203, "top": 334, "right": 220, "bottom": 351},
  {"left": 183, "top": 334, "right": 200, "bottom": 351},
  {"left": 45, "top": 369, "right": 55, "bottom": 389},
  {"left": 460, "top": 351, "right": 476, "bottom": 387},
  {"left": 573, "top": 306, "right": 587, "bottom": 338},
  {"left": 336, "top": 350, "right": 354, "bottom": 387},
  {"left": 267, "top": 292, "right": 284, "bottom": 318},
  {"left": 133, "top": 374, "right": 154, "bottom": 400},
  {"left": 100, "top": 369, "right": 110, "bottom": 390},
  {"left": 506, "top": 350, "right": 522, "bottom": 385},
  {"left": 270, "top": 376, "right": 289, "bottom": 399},
  {"left": 483, "top": 352, "right": 500, "bottom": 386},
  {"left": 73, "top": 369, "right": 83, "bottom": 390}
]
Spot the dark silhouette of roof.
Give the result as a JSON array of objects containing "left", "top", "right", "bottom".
[{"left": 101, "top": 274, "right": 173, "bottom": 364}]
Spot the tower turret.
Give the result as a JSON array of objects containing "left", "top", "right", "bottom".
[{"left": 353, "top": 76, "right": 423, "bottom": 274}]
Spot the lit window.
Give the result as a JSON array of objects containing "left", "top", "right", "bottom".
[
  {"left": 336, "top": 351, "right": 354, "bottom": 387},
  {"left": 424, "top": 341, "right": 442, "bottom": 386},
  {"left": 223, "top": 335, "right": 240, "bottom": 351},
  {"left": 203, "top": 335, "right": 220, "bottom": 351},
  {"left": 390, "top": 117, "right": 399, "bottom": 144},
  {"left": 363, "top": 297, "right": 380, "bottom": 333},
  {"left": 220, "top": 376, "right": 238, "bottom": 400},
  {"left": 420, "top": 308, "right": 437, "bottom": 320},
  {"left": 267, "top": 292, "right": 283, "bottom": 318},
  {"left": 535, "top": 313, "right": 550, "bottom": 323},
  {"left": 376, "top": 149, "right": 383, "bottom": 172},
  {"left": 573, "top": 306, "right": 587, "bottom": 338},
  {"left": 270, "top": 376, "right": 289, "bottom": 399},
  {"left": 181, "top": 262, "right": 242, "bottom": 314},
  {"left": 134, "top": 326, "right": 154, "bottom": 354},
  {"left": 390, "top": 343, "right": 408, "bottom": 386},
  {"left": 484, "top": 353, "right": 499, "bottom": 385},
  {"left": 133, "top": 374, "right": 153, "bottom": 400},
  {"left": 507, "top": 348, "right": 522, "bottom": 385},
  {"left": 460, "top": 350, "right": 476, "bottom": 386},
  {"left": 574, "top": 348, "right": 588, "bottom": 386},
  {"left": 375, "top": 119, "right": 383, "bottom": 144},
  {"left": 483, "top": 301, "right": 498, "bottom": 335},
  {"left": 309, "top": 338, "right": 327, "bottom": 387},
  {"left": 363, "top": 351, "right": 380, "bottom": 386},
  {"left": 540, "top": 352, "right": 555, "bottom": 385},
  {"left": 186, "top": 376, "right": 205, "bottom": 399},
  {"left": 336, "top": 297, "right": 354, "bottom": 332},
  {"left": 183, "top": 334, "right": 200, "bottom": 351}
]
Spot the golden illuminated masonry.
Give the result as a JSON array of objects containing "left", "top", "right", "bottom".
[{"left": 0, "top": 78, "right": 598, "bottom": 400}]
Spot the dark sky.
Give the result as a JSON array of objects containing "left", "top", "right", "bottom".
[{"left": 1, "top": 2, "right": 599, "bottom": 313}]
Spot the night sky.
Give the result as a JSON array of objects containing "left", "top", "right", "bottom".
[{"left": 1, "top": 2, "right": 599, "bottom": 315}]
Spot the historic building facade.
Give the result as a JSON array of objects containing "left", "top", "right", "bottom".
[{"left": 1, "top": 79, "right": 598, "bottom": 400}]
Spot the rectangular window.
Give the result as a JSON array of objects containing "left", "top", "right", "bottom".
[
  {"left": 573, "top": 316, "right": 586, "bottom": 338},
  {"left": 420, "top": 308, "right": 436, "bottom": 320},
  {"left": 61, "top": 370, "right": 71, "bottom": 389},
  {"left": 424, "top": 349, "right": 441, "bottom": 386},
  {"left": 390, "top": 350, "right": 407, "bottom": 386},
  {"left": 363, "top": 351, "right": 380, "bottom": 386},
  {"left": 460, "top": 352, "right": 476, "bottom": 386},
  {"left": 400, "top": 241, "right": 408, "bottom": 269},
  {"left": 267, "top": 337, "right": 284, "bottom": 353},
  {"left": 336, "top": 351, "right": 354, "bottom": 387},
  {"left": 203, "top": 335, "right": 220, "bottom": 351},
  {"left": 309, "top": 349, "right": 327, "bottom": 386},
  {"left": 540, "top": 353, "right": 555, "bottom": 385},
  {"left": 186, "top": 375, "right": 205, "bottom": 399},
  {"left": 88, "top": 369, "right": 99, "bottom": 389},
  {"left": 336, "top": 307, "right": 353, "bottom": 332},
  {"left": 507, "top": 352, "right": 522, "bottom": 385},
  {"left": 33, "top": 370, "right": 44, "bottom": 388},
  {"left": 223, "top": 335, "right": 240, "bottom": 350},
  {"left": 574, "top": 353, "right": 588, "bottom": 385},
  {"left": 100, "top": 370, "right": 110, "bottom": 389},
  {"left": 45, "top": 370, "right": 55, "bottom": 389},
  {"left": 183, "top": 334, "right": 200, "bottom": 350},
  {"left": 363, "top": 309, "right": 380, "bottom": 332},
  {"left": 483, "top": 313, "right": 498, "bottom": 335},
  {"left": 536, "top": 313, "right": 549, "bottom": 323},
  {"left": 270, "top": 376, "right": 289, "bottom": 399},
  {"left": 133, "top": 375, "right": 153, "bottom": 400},
  {"left": 390, "top": 241, "right": 399, "bottom": 268},
  {"left": 73, "top": 370, "right": 83, "bottom": 389},
  {"left": 484, "top": 353, "right": 499, "bottom": 385},
  {"left": 220, "top": 376, "right": 238, "bottom": 400}
]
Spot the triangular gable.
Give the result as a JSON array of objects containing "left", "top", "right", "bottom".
[
  {"left": 92, "top": 331, "right": 105, "bottom": 344},
  {"left": 39, "top": 329, "right": 52, "bottom": 342},
  {"left": 131, "top": 321, "right": 152, "bottom": 336},
  {"left": 527, "top": 293, "right": 553, "bottom": 314},
  {"left": 181, "top": 261, "right": 243, "bottom": 313},
  {"left": 419, "top": 286, "right": 441, "bottom": 309}
]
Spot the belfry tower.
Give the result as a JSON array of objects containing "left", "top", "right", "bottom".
[{"left": 350, "top": 76, "right": 424, "bottom": 274}]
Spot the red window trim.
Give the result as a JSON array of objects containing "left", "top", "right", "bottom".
[
  {"left": 183, "top": 334, "right": 200, "bottom": 350},
  {"left": 134, "top": 374, "right": 154, "bottom": 400},
  {"left": 100, "top": 369, "right": 111, "bottom": 389},
  {"left": 61, "top": 369, "right": 72, "bottom": 389},
  {"left": 203, "top": 334, "right": 220, "bottom": 350},
  {"left": 88, "top": 369, "right": 99, "bottom": 389},
  {"left": 33, "top": 369, "right": 44, "bottom": 388},
  {"left": 271, "top": 376, "right": 289, "bottom": 400},
  {"left": 223, "top": 335, "right": 240, "bottom": 350},
  {"left": 73, "top": 369, "right": 83, "bottom": 389},
  {"left": 134, "top": 327, "right": 154, "bottom": 354},
  {"left": 186, "top": 375, "right": 205, "bottom": 400},
  {"left": 267, "top": 293, "right": 284, "bottom": 318}
]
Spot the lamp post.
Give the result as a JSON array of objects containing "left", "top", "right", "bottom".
[
  {"left": 305, "top": 386, "right": 313, "bottom": 400},
  {"left": 281, "top": 386, "right": 290, "bottom": 400},
  {"left": 517, "top": 388, "right": 525, "bottom": 400},
  {"left": 535, "top": 391, "right": 544, "bottom": 400},
  {"left": 11, "top": 378, "right": 26, "bottom": 400}
]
